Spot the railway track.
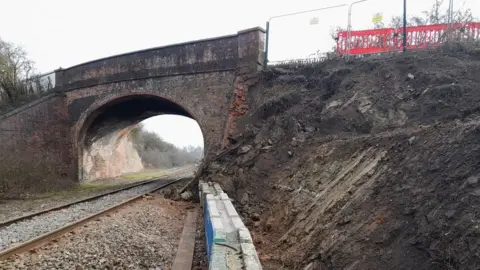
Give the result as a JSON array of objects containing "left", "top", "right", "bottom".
[
  {"left": 1, "top": 178, "right": 164, "bottom": 227},
  {"left": 0, "top": 176, "right": 188, "bottom": 261}
]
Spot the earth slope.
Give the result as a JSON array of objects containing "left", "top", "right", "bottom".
[{"left": 199, "top": 45, "right": 480, "bottom": 270}]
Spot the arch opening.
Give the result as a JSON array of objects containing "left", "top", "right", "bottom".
[{"left": 78, "top": 95, "right": 204, "bottom": 182}]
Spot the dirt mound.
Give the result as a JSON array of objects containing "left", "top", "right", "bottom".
[{"left": 198, "top": 45, "right": 480, "bottom": 269}]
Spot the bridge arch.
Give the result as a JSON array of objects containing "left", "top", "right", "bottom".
[
  {"left": 75, "top": 93, "right": 204, "bottom": 181},
  {"left": 0, "top": 27, "right": 265, "bottom": 194}
]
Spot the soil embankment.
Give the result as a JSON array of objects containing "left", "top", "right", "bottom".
[{"left": 199, "top": 45, "right": 480, "bottom": 269}]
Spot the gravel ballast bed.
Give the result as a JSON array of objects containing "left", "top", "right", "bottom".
[
  {"left": 0, "top": 195, "right": 190, "bottom": 269},
  {"left": 0, "top": 167, "right": 194, "bottom": 222},
  {"left": 0, "top": 180, "right": 167, "bottom": 251}
]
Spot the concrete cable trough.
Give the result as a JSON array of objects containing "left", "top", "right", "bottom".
[{"left": 199, "top": 181, "right": 262, "bottom": 270}]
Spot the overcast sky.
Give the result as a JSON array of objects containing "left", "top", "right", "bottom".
[
  {"left": 0, "top": 0, "right": 477, "bottom": 147},
  {"left": 142, "top": 115, "right": 204, "bottom": 148}
]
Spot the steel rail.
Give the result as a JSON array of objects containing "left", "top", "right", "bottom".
[
  {"left": 0, "top": 168, "right": 190, "bottom": 227},
  {"left": 0, "top": 176, "right": 188, "bottom": 261}
]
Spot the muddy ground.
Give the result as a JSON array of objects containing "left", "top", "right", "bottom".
[{"left": 198, "top": 45, "right": 480, "bottom": 269}]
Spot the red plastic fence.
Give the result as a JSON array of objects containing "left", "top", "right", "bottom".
[{"left": 337, "top": 22, "right": 480, "bottom": 55}]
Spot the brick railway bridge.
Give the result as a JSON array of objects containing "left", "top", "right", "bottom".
[{"left": 0, "top": 28, "right": 265, "bottom": 188}]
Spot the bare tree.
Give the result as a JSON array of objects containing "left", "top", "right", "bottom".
[
  {"left": 326, "top": 26, "right": 345, "bottom": 55},
  {"left": 390, "top": 16, "right": 403, "bottom": 29},
  {"left": 0, "top": 38, "right": 35, "bottom": 104},
  {"left": 389, "top": 0, "right": 476, "bottom": 27},
  {"left": 387, "top": 0, "right": 478, "bottom": 46},
  {"left": 373, "top": 21, "right": 385, "bottom": 29},
  {"left": 129, "top": 124, "right": 204, "bottom": 169}
]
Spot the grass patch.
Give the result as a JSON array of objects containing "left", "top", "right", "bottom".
[
  {"left": 37, "top": 169, "right": 177, "bottom": 199},
  {"left": 35, "top": 182, "right": 112, "bottom": 199},
  {"left": 119, "top": 169, "right": 169, "bottom": 180}
]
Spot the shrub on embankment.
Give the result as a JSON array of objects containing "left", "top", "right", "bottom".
[{"left": 0, "top": 153, "right": 74, "bottom": 199}]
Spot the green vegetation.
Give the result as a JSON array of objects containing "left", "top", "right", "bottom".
[
  {"left": 129, "top": 124, "right": 203, "bottom": 169},
  {"left": 119, "top": 169, "right": 169, "bottom": 180},
  {"left": 36, "top": 182, "right": 110, "bottom": 199}
]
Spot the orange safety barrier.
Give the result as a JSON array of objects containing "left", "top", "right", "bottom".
[{"left": 336, "top": 22, "right": 480, "bottom": 55}]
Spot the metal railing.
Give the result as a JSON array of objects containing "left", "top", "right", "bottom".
[{"left": 0, "top": 71, "right": 56, "bottom": 104}]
